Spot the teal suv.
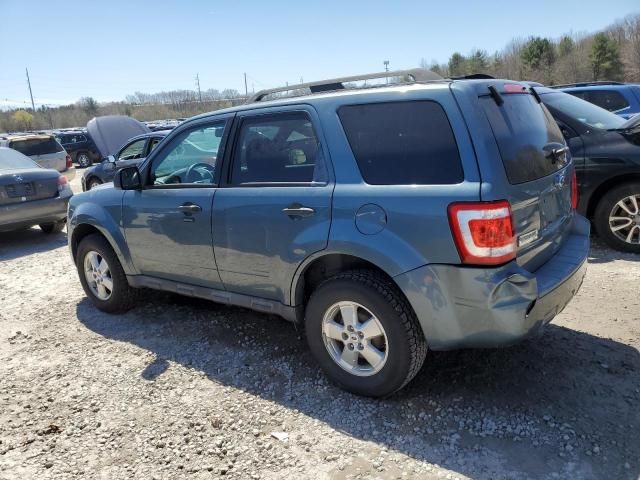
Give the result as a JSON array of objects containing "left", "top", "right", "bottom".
[{"left": 68, "top": 70, "right": 589, "bottom": 397}]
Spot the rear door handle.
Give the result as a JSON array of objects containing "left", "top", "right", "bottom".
[
  {"left": 282, "top": 203, "right": 316, "bottom": 218},
  {"left": 178, "top": 203, "right": 202, "bottom": 213}
]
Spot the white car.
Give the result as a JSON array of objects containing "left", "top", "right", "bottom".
[{"left": 0, "top": 134, "right": 75, "bottom": 181}]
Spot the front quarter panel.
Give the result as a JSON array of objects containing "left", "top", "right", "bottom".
[{"left": 67, "top": 187, "right": 135, "bottom": 274}]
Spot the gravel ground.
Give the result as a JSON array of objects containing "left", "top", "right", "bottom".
[{"left": 0, "top": 180, "right": 638, "bottom": 479}]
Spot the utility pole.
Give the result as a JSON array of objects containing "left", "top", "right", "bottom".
[
  {"left": 25, "top": 68, "right": 35, "bottom": 111},
  {"left": 195, "top": 73, "right": 202, "bottom": 103},
  {"left": 244, "top": 72, "right": 248, "bottom": 98},
  {"left": 383, "top": 60, "right": 390, "bottom": 85}
]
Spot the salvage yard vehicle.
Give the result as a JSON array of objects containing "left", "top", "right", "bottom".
[
  {"left": 535, "top": 87, "right": 640, "bottom": 252},
  {"left": 0, "top": 133, "right": 75, "bottom": 181},
  {"left": 0, "top": 147, "right": 73, "bottom": 233},
  {"left": 551, "top": 81, "right": 640, "bottom": 120},
  {"left": 81, "top": 130, "right": 170, "bottom": 191},
  {"left": 55, "top": 130, "right": 101, "bottom": 168},
  {"left": 67, "top": 69, "right": 589, "bottom": 397}
]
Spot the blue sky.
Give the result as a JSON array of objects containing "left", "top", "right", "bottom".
[{"left": 0, "top": 0, "right": 638, "bottom": 108}]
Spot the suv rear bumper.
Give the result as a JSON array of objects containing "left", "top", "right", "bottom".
[{"left": 394, "top": 214, "right": 590, "bottom": 350}]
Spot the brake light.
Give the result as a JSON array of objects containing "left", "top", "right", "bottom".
[
  {"left": 66, "top": 154, "right": 72, "bottom": 169},
  {"left": 503, "top": 83, "right": 527, "bottom": 94},
  {"left": 57, "top": 175, "right": 69, "bottom": 192},
  {"left": 448, "top": 200, "right": 516, "bottom": 265},
  {"left": 571, "top": 169, "right": 578, "bottom": 210}
]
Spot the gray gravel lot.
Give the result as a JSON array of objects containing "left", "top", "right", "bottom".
[{"left": 0, "top": 200, "right": 639, "bottom": 479}]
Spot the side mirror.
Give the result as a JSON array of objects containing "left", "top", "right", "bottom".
[
  {"left": 107, "top": 155, "right": 116, "bottom": 163},
  {"left": 114, "top": 166, "right": 142, "bottom": 190}
]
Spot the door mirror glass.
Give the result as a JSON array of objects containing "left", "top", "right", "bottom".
[
  {"left": 107, "top": 155, "right": 116, "bottom": 163},
  {"left": 116, "top": 166, "right": 142, "bottom": 190}
]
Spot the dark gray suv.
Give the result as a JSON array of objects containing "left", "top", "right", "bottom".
[{"left": 67, "top": 70, "right": 590, "bottom": 397}]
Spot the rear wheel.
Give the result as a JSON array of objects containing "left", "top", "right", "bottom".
[
  {"left": 76, "top": 152, "right": 91, "bottom": 168},
  {"left": 39, "top": 220, "right": 65, "bottom": 234},
  {"left": 594, "top": 182, "right": 640, "bottom": 253},
  {"left": 76, "top": 234, "right": 138, "bottom": 313},
  {"left": 305, "top": 270, "right": 427, "bottom": 397}
]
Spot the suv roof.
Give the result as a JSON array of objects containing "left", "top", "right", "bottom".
[{"left": 549, "top": 80, "right": 627, "bottom": 88}]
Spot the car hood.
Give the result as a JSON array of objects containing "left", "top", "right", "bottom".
[{"left": 86, "top": 116, "right": 150, "bottom": 158}]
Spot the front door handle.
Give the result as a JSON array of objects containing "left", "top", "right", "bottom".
[
  {"left": 282, "top": 203, "right": 316, "bottom": 218},
  {"left": 178, "top": 203, "right": 202, "bottom": 213}
]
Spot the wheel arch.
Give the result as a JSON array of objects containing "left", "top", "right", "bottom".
[
  {"left": 291, "top": 252, "right": 411, "bottom": 316},
  {"left": 586, "top": 173, "right": 640, "bottom": 219},
  {"left": 69, "top": 204, "right": 137, "bottom": 275}
]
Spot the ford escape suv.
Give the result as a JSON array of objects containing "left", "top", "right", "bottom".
[{"left": 67, "top": 69, "right": 589, "bottom": 397}]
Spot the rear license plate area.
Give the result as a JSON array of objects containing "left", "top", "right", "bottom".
[{"left": 6, "top": 183, "right": 35, "bottom": 198}]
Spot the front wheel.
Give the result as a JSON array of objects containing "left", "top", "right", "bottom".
[
  {"left": 305, "top": 270, "right": 427, "bottom": 397},
  {"left": 76, "top": 234, "right": 138, "bottom": 313},
  {"left": 594, "top": 182, "right": 640, "bottom": 253}
]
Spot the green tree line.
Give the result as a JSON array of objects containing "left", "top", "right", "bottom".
[{"left": 421, "top": 13, "right": 640, "bottom": 85}]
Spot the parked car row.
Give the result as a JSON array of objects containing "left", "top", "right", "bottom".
[
  {"left": 0, "top": 133, "right": 75, "bottom": 180},
  {"left": 552, "top": 81, "right": 640, "bottom": 119}
]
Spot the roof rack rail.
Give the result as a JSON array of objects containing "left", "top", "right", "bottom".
[
  {"left": 549, "top": 81, "right": 625, "bottom": 89},
  {"left": 247, "top": 68, "right": 443, "bottom": 103}
]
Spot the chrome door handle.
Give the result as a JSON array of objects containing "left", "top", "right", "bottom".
[
  {"left": 282, "top": 204, "right": 315, "bottom": 218},
  {"left": 178, "top": 203, "right": 202, "bottom": 213}
]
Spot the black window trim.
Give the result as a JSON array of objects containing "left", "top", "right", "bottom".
[
  {"left": 143, "top": 118, "right": 231, "bottom": 190},
  {"left": 225, "top": 109, "right": 328, "bottom": 188}
]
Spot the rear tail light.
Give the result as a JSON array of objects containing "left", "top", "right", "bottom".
[
  {"left": 503, "top": 83, "right": 527, "bottom": 94},
  {"left": 66, "top": 154, "right": 72, "bottom": 169},
  {"left": 57, "top": 175, "right": 69, "bottom": 192},
  {"left": 448, "top": 200, "right": 516, "bottom": 266},
  {"left": 571, "top": 169, "right": 578, "bottom": 210}
]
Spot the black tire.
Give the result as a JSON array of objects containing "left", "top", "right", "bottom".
[
  {"left": 305, "top": 270, "right": 427, "bottom": 397},
  {"left": 86, "top": 177, "right": 102, "bottom": 190},
  {"left": 76, "top": 152, "right": 91, "bottom": 168},
  {"left": 39, "top": 219, "right": 65, "bottom": 234},
  {"left": 76, "top": 234, "right": 138, "bottom": 313},
  {"left": 594, "top": 182, "right": 640, "bottom": 253}
]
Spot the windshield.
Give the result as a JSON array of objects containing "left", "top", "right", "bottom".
[
  {"left": 542, "top": 92, "right": 626, "bottom": 130},
  {"left": 0, "top": 148, "right": 40, "bottom": 170}
]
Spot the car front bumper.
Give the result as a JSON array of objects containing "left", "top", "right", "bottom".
[
  {"left": 0, "top": 192, "right": 72, "bottom": 232},
  {"left": 394, "top": 214, "right": 590, "bottom": 350}
]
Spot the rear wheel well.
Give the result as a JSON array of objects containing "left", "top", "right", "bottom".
[
  {"left": 295, "top": 254, "right": 407, "bottom": 312},
  {"left": 71, "top": 224, "right": 103, "bottom": 263},
  {"left": 586, "top": 174, "right": 640, "bottom": 219}
]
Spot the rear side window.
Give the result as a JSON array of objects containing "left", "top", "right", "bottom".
[
  {"left": 9, "top": 137, "right": 64, "bottom": 156},
  {"left": 585, "top": 90, "right": 629, "bottom": 112},
  {"left": 480, "top": 94, "right": 565, "bottom": 184},
  {"left": 338, "top": 101, "right": 463, "bottom": 185}
]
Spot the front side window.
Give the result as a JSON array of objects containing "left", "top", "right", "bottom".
[
  {"left": 151, "top": 122, "right": 226, "bottom": 185},
  {"left": 118, "top": 139, "right": 147, "bottom": 160},
  {"left": 338, "top": 101, "right": 463, "bottom": 185},
  {"left": 230, "top": 112, "right": 325, "bottom": 185}
]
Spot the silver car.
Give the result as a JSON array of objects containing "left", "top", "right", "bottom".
[
  {"left": 0, "top": 147, "right": 73, "bottom": 233},
  {"left": 0, "top": 134, "right": 75, "bottom": 181}
]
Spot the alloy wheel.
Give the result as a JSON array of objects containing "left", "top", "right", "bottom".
[
  {"left": 321, "top": 301, "right": 388, "bottom": 377},
  {"left": 83, "top": 251, "right": 113, "bottom": 300},
  {"left": 609, "top": 194, "right": 640, "bottom": 245}
]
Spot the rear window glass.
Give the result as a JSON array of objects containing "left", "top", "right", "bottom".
[
  {"left": 480, "top": 94, "right": 566, "bottom": 184},
  {"left": 586, "top": 90, "right": 629, "bottom": 112},
  {"left": 338, "top": 101, "right": 464, "bottom": 185},
  {"left": 0, "top": 149, "right": 38, "bottom": 170},
  {"left": 10, "top": 137, "right": 64, "bottom": 156}
]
